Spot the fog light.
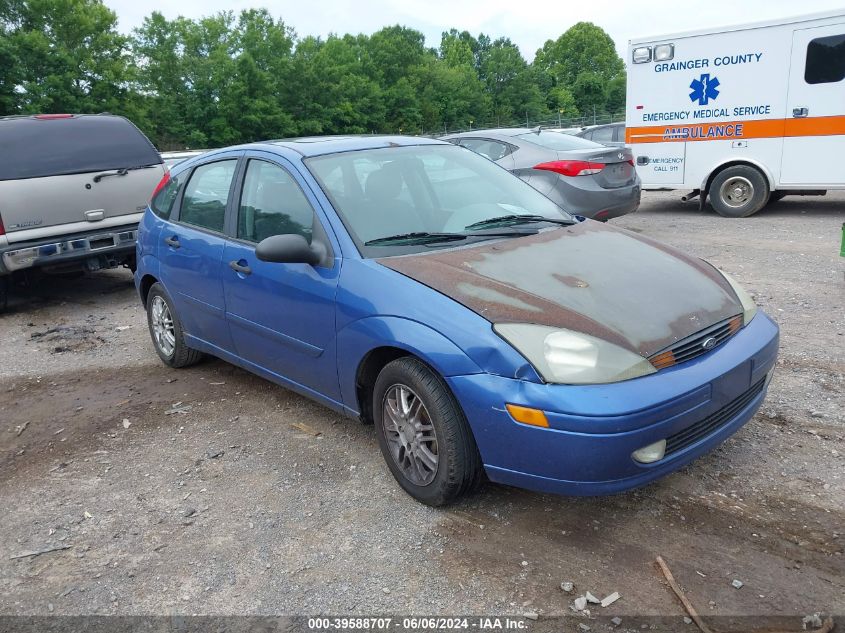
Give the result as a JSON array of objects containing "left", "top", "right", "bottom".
[{"left": 632, "top": 439, "right": 666, "bottom": 464}]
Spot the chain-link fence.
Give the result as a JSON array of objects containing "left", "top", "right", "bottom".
[{"left": 422, "top": 111, "right": 626, "bottom": 137}]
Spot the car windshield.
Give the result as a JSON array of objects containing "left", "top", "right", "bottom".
[
  {"left": 305, "top": 144, "right": 572, "bottom": 255},
  {"left": 515, "top": 131, "right": 604, "bottom": 151}
]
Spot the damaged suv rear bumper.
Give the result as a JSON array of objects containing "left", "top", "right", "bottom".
[{"left": 0, "top": 225, "right": 138, "bottom": 274}]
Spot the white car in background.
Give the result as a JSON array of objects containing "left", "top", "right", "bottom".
[{"left": 160, "top": 150, "right": 206, "bottom": 170}]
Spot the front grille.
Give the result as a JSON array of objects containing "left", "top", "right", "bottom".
[
  {"left": 650, "top": 315, "right": 743, "bottom": 370},
  {"left": 665, "top": 377, "right": 766, "bottom": 455}
]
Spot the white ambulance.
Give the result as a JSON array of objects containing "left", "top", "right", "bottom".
[{"left": 625, "top": 11, "right": 845, "bottom": 217}]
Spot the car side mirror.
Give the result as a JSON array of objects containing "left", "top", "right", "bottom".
[{"left": 255, "top": 234, "right": 323, "bottom": 266}]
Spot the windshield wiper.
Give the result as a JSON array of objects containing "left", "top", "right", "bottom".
[
  {"left": 465, "top": 214, "right": 575, "bottom": 230},
  {"left": 93, "top": 168, "right": 129, "bottom": 183},
  {"left": 364, "top": 228, "right": 537, "bottom": 246},
  {"left": 365, "top": 232, "right": 469, "bottom": 246}
]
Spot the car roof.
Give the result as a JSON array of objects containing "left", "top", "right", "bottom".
[{"left": 205, "top": 135, "right": 448, "bottom": 159}]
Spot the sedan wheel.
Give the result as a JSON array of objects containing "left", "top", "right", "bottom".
[
  {"left": 150, "top": 295, "right": 176, "bottom": 358},
  {"left": 145, "top": 282, "right": 203, "bottom": 368},
  {"left": 373, "top": 357, "right": 482, "bottom": 505},
  {"left": 382, "top": 384, "right": 439, "bottom": 486}
]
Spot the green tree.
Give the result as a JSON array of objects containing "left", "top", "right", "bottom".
[
  {"left": 572, "top": 72, "right": 606, "bottom": 119},
  {"left": 3, "top": 0, "right": 133, "bottom": 115},
  {"left": 605, "top": 75, "right": 626, "bottom": 114},
  {"left": 535, "top": 22, "right": 624, "bottom": 87},
  {"left": 548, "top": 86, "right": 579, "bottom": 119},
  {"left": 0, "top": 1, "right": 20, "bottom": 115},
  {"left": 439, "top": 30, "right": 474, "bottom": 68},
  {"left": 219, "top": 9, "right": 296, "bottom": 142},
  {"left": 366, "top": 25, "right": 427, "bottom": 86},
  {"left": 285, "top": 34, "right": 385, "bottom": 135},
  {"left": 480, "top": 37, "right": 545, "bottom": 125},
  {"left": 133, "top": 12, "right": 196, "bottom": 147},
  {"left": 418, "top": 59, "right": 490, "bottom": 132}
]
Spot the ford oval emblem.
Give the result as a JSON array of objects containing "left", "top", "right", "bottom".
[{"left": 701, "top": 336, "right": 717, "bottom": 351}]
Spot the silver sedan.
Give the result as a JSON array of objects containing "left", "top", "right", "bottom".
[{"left": 443, "top": 128, "right": 641, "bottom": 220}]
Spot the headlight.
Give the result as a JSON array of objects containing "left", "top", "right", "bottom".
[
  {"left": 719, "top": 270, "right": 757, "bottom": 325},
  {"left": 494, "top": 324, "right": 656, "bottom": 385}
]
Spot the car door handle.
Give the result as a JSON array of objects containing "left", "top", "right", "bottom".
[
  {"left": 163, "top": 236, "right": 180, "bottom": 248},
  {"left": 228, "top": 260, "right": 252, "bottom": 275},
  {"left": 792, "top": 106, "right": 809, "bottom": 118}
]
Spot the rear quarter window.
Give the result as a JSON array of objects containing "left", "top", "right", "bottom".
[
  {"left": 151, "top": 174, "right": 181, "bottom": 220},
  {"left": 0, "top": 114, "right": 161, "bottom": 181}
]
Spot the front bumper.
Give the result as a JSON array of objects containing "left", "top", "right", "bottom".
[
  {"left": 447, "top": 311, "right": 779, "bottom": 496},
  {"left": 0, "top": 226, "right": 138, "bottom": 274}
]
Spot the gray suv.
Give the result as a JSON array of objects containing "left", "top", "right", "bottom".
[{"left": 0, "top": 114, "right": 165, "bottom": 309}]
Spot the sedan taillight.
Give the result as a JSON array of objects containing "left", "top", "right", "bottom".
[
  {"left": 0, "top": 214, "right": 5, "bottom": 236},
  {"left": 534, "top": 160, "right": 605, "bottom": 177}
]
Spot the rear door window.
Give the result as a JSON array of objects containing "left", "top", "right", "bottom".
[
  {"left": 237, "top": 160, "right": 315, "bottom": 244},
  {"left": 179, "top": 160, "right": 238, "bottom": 233},
  {"left": 805, "top": 33, "right": 845, "bottom": 84},
  {"left": 0, "top": 114, "right": 161, "bottom": 181}
]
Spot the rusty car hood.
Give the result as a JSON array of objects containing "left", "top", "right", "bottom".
[{"left": 378, "top": 222, "right": 742, "bottom": 358}]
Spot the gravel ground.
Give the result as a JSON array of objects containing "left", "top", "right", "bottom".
[{"left": 1, "top": 191, "right": 843, "bottom": 628}]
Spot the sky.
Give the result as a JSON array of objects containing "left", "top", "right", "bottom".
[{"left": 105, "top": 0, "right": 843, "bottom": 60}]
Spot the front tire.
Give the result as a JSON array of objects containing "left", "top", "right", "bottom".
[
  {"left": 146, "top": 283, "right": 203, "bottom": 368},
  {"left": 710, "top": 165, "right": 769, "bottom": 217},
  {"left": 373, "top": 357, "right": 482, "bottom": 506}
]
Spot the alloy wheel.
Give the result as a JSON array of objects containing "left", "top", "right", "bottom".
[
  {"left": 381, "top": 384, "right": 439, "bottom": 486},
  {"left": 150, "top": 295, "right": 176, "bottom": 357}
]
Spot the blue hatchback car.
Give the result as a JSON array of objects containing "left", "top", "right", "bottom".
[{"left": 135, "top": 136, "right": 779, "bottom": 506}]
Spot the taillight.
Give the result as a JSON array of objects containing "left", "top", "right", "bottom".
[
  {"left": 34, "top": 113, "right": 74, "bottom": 120},
  {"left": 151, "top": 171, "right": 170, "bottom": 201},
  {"left": 0, "top": 215, "right": 5, "bottom": 236},
  {"left": 534, "top": 160, "right": 605, "bottom": 177},
  {"left": 627, "top": 159, "right": 634, "bottom": 166}
]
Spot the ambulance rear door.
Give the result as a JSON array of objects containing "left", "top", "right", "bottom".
[{"left": 781, "top": 23, "right": 845, "bottom": 186}]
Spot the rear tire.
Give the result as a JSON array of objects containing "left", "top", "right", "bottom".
[
  {"left": 146, "top": 283, "right": 203, "bottom": 368},
  {"left": 373, "top": 357, "right": 483, "bottom": 506},
  {"left": 709, "top": 165, "right": 769, "bottom": 218}
]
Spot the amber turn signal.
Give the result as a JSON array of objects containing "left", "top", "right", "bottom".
[{"left": 505, "top": 404, "right": 549, "bottom": 428}]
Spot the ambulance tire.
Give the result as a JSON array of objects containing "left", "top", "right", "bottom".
[{"left": 710, "top": 165, "right": 769, "bottom": 218}]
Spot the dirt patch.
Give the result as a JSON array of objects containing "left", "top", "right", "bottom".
[{"left": 29, "top": 325, "right": 106, "bottom": 354}]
